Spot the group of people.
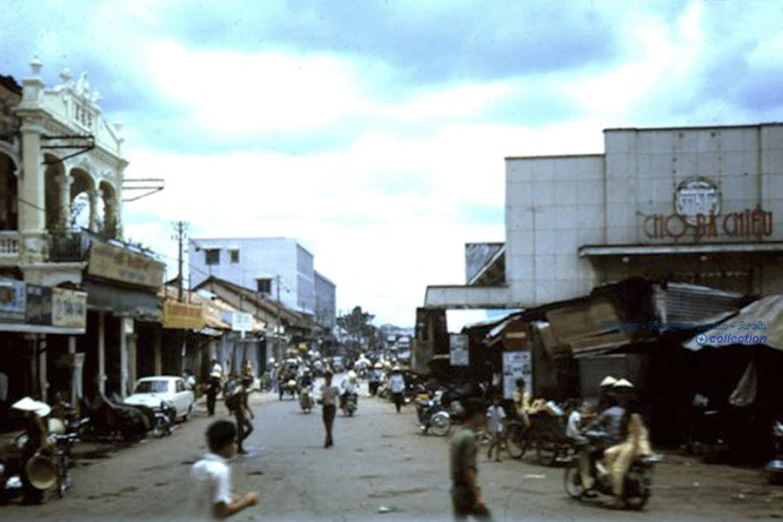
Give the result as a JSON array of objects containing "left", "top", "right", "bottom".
[{"left": 568, "top": 375, "right": 652, "bottom": 509}]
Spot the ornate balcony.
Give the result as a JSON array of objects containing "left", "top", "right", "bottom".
[{"left": 0, "top": 230, "right": 19, "bottom": 265}]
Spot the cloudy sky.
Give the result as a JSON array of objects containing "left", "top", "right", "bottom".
[{"left": 3, "top": 0, "right": 783, "bottom": 328}]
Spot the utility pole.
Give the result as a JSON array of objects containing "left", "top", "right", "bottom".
[{"left": 172, "top": 221, "right": 189, "bottom": 302}]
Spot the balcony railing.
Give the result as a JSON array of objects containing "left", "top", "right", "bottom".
[
  {"left": 0, "top": 230, "right": 19, "bottom": 257},
  {"left": 49, "top": 230, "right": 91, "bottom": 262}
]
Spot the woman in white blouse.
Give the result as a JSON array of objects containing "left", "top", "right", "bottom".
[{"left": 320, "top": 371, "right": 340, "bottom": 448}]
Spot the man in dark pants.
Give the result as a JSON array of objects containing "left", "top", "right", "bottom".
[
  {"left": 230, "top": 376, "right": 255, "bottom": 454},
  {"left": 319, "top": 371, "right": 339, "bottom": 448},
  {"left": 206, "top": 372, "right": 221, "bottom": 416},
  {"left": 450, "top": 397, "right": 493, "bottom": 520}
]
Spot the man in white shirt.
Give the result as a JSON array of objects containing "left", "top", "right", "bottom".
[
  {"left": 389, "top": 367, "right": 406, "bottom": 413},
  {"left": 191, "top": 420, "right": 260, "bottom": 520},
  {"left": 319, "top": 371, "right": 340, "bottom": 448}
]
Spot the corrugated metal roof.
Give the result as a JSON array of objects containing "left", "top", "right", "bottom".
[
  {"left": 661, "top": 282, "right": 744, "bottom": 327},
  {"left": 683, "top": 295, "right": 783, "bottom": 351}
]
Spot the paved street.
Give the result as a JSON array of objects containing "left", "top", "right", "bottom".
[{"left": 4, "top": 377, "right": 783, "bottom": 521}]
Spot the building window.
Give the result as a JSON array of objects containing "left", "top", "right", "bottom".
[
  {"left": 257, "top": 278, "right": 272, "bottom": 294},
  {"left": 205, "top": 249, "right": 220, "bottom": 265},
  {"left": 229, "top": 249, "right": 240, "bottom": 263}
]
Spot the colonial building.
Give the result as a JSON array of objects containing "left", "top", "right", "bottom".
[
  {"left": 0, "top": 58, "right": 165, "bottom": 404},
  {"left": 425, "top": 123, "right": 783, "bottom": 310}
]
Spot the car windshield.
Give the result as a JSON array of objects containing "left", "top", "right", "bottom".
[{"left": 134, "top": 380, "right": 169, "bottom": 394}]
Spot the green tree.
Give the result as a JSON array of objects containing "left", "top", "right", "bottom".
[{"left": 336, "top": 306, "right": 379, "bottom": 357}]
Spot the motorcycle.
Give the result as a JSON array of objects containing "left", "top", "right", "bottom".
[
  {"left": 416, "top": 392, "right": 452, "bottom": 437},
  {"left": 765, "top": 418, "right": 783, "bottom": 484},
  {"left": 300, "top": 386, "right": 314, "bottom": 414},
  {"left": 79, "top": 391, "right": 149, "bottom": 442},
  {"left": 563, "top": 437, "right": 662, "bottom": 510},
  {"left": 342, "top": 391, "right": 358, "bottom": 417}
]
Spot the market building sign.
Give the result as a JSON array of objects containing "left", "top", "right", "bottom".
[
  {"left": 643, "top": 177, "right": 773, "bottom": 240},
  {"left": 162, "top": 301, "right": 206, "bottom": 330},
  {"left": 87, "top": 241, "right": 166, "bottom": 289}
]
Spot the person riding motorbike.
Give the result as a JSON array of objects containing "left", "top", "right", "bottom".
[
  {"left": 298, "top": 368, "right": 314, "bottom": 394},
  {"left": 12, "top": 397, "right": 53, "bottom": 505},
  {"left": 602, "top": 396, "right": 651, "bottom": 509},
  {"left": 578, "top": 385, "right": 627, "bottom": 492},
  {"left": 369, "top": 363, "right": 383, "bottom": 397},
  {"left": 340, "top": 371, "right": 360, "bottom": 411}
]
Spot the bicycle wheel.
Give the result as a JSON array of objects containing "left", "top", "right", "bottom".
[
  {"left": 430, "top": 412, "right": 452, "bottom": 437},
  {"left": 506, "top": 422, "right": 529, "bottom": 459}
]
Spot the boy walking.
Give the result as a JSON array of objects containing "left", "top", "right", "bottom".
[
  {"left": 227, "top": 375, "right": 255, "bottom": 454},
  {"left": 450, "top": 397, "right": 493, "bottom": 520},
  {"left": 191, "top": 420, "right": 260, "bottom": 520},
  {"left": 486, "top": 394, "right": 506, "bottom": 462}
]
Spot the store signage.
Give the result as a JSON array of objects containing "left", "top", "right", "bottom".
[
  {"left": 0, "top": 279, "right": 26, "bottom": 322},
  {"left": 162, "top": 300, "right": 206, "bottom": 330},
  {"left": 644, "top": 205, "right": 774, "bottom": 240},
  {"left": 52, "top": 288, "right": 87, "bottom": 328},
  {"left": 449, "top": 334, "right": 469, "bottom": 366},
  {"left": 26, "top": 285, "right": 52, "bottom": 325},
  {"left": 87, "top": 241, "right": 166, "bottom": 289},
  {"left": 675, "top": 178, "right": 721, "bottom": 226},
  {"left": 502, "top": 351, "right": 532, "bottom": 400},
  {"left": 220, "top": 310, "right": 253, "bottom": 332}
]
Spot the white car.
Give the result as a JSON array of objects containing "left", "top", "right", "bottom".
[{"left": 125, "top": 376, "right": 195, "bottom": 421}]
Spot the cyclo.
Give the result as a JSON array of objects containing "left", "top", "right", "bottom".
[{"left": 505, "top": 400, "right": 577, "bottom": 465}]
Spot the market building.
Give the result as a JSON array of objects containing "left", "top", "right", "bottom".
[{"left": 425, "top": 122, "right": 783, "bottom": 313}]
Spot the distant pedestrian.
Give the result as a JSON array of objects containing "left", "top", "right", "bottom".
[
  {"left": 389, "top": 366, "right": 406, "bottom": 413},
  {"left": 206, "top": 369, "right": 221, "bottom": 417},
  {"left": 191, "top": 420, "right": 260, "bottom": 520},
  {"left": 319, "top": 370, "right": 339, "bottom": 448},
  {"left": 227, "top": 376, "right": 254, "bottom": 454},
  {"left": 486, "top": 394, "right": 506, "bottom": 462},
  {"left": 450, "top": 397, "right": 493, "bottom": 520}
]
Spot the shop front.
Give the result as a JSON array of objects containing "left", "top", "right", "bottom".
[{"left": 81, "top": 239, "right": 164, "bottom": 399}]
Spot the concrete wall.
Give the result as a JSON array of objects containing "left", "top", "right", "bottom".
[
  {"left": 314, "top": 270, "right": 336, "bottom": 330},
  {"left": 189, "top": 238, "right": 299, "bottom": 311},
  {"left": 505, "top": 155, "right": 605, "bottom": 306}
]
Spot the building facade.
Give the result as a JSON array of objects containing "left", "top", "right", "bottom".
[
  {"left": 0, "top": 59, "right": 165, "bottom": 405},
  {"left": 189, "top": 237, "right": 336, "bottom": 327},
  {"left": 314, "top": 270, "right": 336, "bottom": 330},
  {"left": 426, "top": 123, "right": 783, "bottom": 309}
]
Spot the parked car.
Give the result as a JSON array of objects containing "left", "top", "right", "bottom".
[{"left": 124, "top": 376, "right": 195, "bottom": 421}]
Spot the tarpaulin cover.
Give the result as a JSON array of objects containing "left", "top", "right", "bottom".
[{"left": 683, "top": 295, "right": 783, "bottom": 351}]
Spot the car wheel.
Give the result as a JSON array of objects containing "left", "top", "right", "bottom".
[{"left": 183, "top": 404, "right": 192, "bottom": 422}]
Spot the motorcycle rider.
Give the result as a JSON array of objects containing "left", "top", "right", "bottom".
[
  {"left": 579, "top": 381, "right": 627, "bottom": 492},
  {"left": 12, "top": 397, "right": 53, "bottom": 505},
  {"left": 602, "top": 397, "right": 651, "bottom": 509},
  {"left": 298, "top": 368, "right": 314, "bottom": 407},
  {"left": 369, "top": 362, "right": 383, "bottom": 397},
  {"left": 340, "top": 371, "right": 360, "bottom": 411}
]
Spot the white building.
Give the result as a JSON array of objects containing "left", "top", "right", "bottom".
[
  {"left": 188, "top": 237, "right": 337, "bottom": 328},
  {"left": 426, "top": 123, "right": 783, "bottom": 310}
]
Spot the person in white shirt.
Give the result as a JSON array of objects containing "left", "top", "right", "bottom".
[
  {"left": 486, "top": 394, "right": 507, "bottom": 462},
  {"left": 389, "top": 367, "right": 406, "bottom": 413},
  {"left": 191, "top": 420, "right": 260, "bottom": 520},
  {"left": 319, "top": 370, "right": 340, "bottom": 448},
  {"left": 566, "top": 399, "right": 589, "bottom": 445}
]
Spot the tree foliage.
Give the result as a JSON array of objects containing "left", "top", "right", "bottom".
[{"left": 336, "top": 306, "right": 385, "bottom": 355}]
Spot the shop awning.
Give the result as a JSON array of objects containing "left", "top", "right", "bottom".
[
  {"left": 579, "top": 242, "right": 783, "bottom": 258},
  {"left": 683, "top": 295, "right": 783, "bottom": 352},
  {"left": 83, "top": 280, "right": 160, "bottom": 320},
  {"left": 0, "top": 322, "right": 85, "bottom": 335}
]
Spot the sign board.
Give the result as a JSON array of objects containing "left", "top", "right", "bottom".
[
  {"left": 502, "top": 351, "right": 532, "bottom": 400},
  {"left": 26, "top": 285, "right": 52, "bottom": 325},
  {"left": 449, "top": 334, "right": 469, "bottom": 366},
  {"left": 675, "top": 177, "right": 721, "bottom": 226},
  {"left": 0, "top": 279, "right": 26, "bottom": 322},
  {"left": 231, "top": 311, "right": 253, "bottom": 332},
  {"left": 162, "top": 300, "right": 206, "bottom": 330},
  {"left": 87, "top": 241, "right": 166, "bottom": 289},
  {"left": 52, "top": 288, "right": 88, "bottom": 328}
]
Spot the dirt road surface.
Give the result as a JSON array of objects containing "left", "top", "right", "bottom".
[{"left": 4, "top": 377, "right": 783, "bottom": 521}]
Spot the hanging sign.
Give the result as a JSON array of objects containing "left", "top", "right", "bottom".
[
  {"left": 502, "top": 351, "right": 532, "bottom": 400},
  {"left": 449, "top": 334, "right": 469, "bottom": 366}
]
